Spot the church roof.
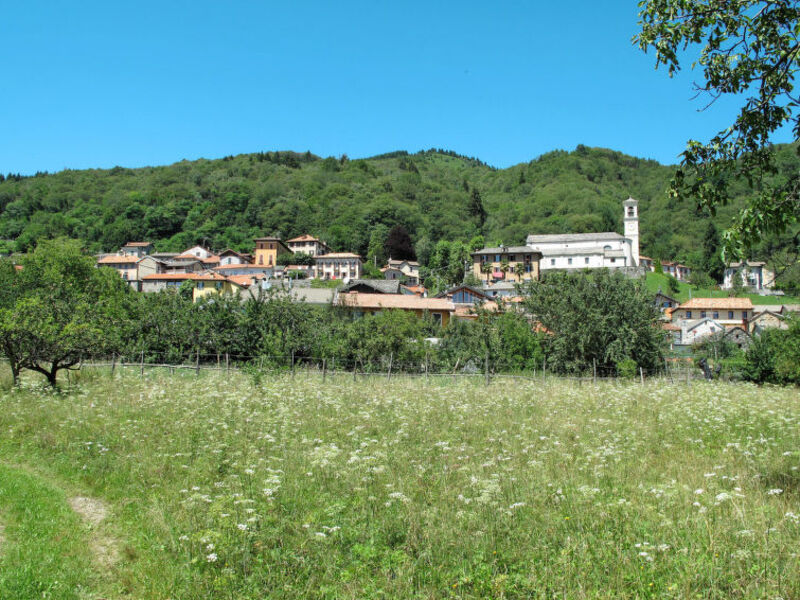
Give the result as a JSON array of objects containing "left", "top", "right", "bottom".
[{"left": 526, "top": 232, "right": 627, "bottom": 244}]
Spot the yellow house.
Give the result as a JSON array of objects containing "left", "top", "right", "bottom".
[
  {"left": 191, "top": 274, "right": 244, "bottom": 301},
  {"left": 254, "top": 237, "right": 290, "bottom": 267},
  {"left": 472, "top": 246, "right": 542, "bottom": 283}
]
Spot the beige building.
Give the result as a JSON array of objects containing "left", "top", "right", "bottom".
[
  {"left": 121, "top": 242, "right": 153, "bottom": 257},
  {"left": 748, "top": 310, "right": 787, "bottom": 335},
  {"left": 672, "top": 298, "right": 753, "bottom": 326},
  {"left": 336, "top": 292, "right": 455, "bottom": 326},
  {"left": 97, "top": 254, "right": 141, "bottom": 288},
  {"left": 381, "top": 259, "right": 420, "bottom": 285},
  {"left": 472, "top": 246, "right": 541, "bottom": 283},
  {"left": 286, "top": 234, "right": 330, "bottom": 256},
  {"left": 314, "top": 253, "right": 363, "bottom": 280}
]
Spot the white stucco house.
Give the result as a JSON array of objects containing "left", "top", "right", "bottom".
[
  {"left": 526, "top": 198, "right": 640, "bottom": 271},
  {"left": 722, "top": 261, "right": 775, "bottom": 291}
]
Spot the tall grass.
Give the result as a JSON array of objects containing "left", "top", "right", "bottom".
[{"left": 0, "top": 369, "right": 798, "bottom": 598}]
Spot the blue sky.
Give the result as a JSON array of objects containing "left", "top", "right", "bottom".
[{"left": 0, "top": 1, "right": 781, "bottom": 174}]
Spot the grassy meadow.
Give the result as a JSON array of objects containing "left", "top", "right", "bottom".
[{"left": 0, "top": 366, "right": 799, "bottom": 598}]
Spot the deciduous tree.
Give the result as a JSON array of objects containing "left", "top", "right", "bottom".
[{"left": 636, "top": 0, "right": 800, "bottom": 256}]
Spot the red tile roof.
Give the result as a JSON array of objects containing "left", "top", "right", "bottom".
[
  {"left": 97, "top": 255, "right": 140, "bottom": 264},
  {"left": 287, "top": 234, "right": 322, "bottom": 243},
  {"left": 678, "top": 297, "right": 753, "bottom": 310},
  {"left": 337, "top": 292, "right": 453, "bottom": 311},
  {"left": 142, "top": 273, "right": 227, "bottom": 281},
  {"left": 213, "top": 263, "right": 266, "bottom": 270}
]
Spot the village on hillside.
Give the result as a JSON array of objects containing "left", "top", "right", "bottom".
[{"left": 92, "top": 197, "right": 797, "bottom": 352}]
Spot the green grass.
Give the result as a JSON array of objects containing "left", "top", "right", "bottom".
[
  {"left": 645, "top": 272, "right": 800, "bottom": 304},
  {"left": 0, "top": 464, "right": 98, "bottom": 599},
  {"left": 1, "top": 366, "right": 800, "bottom": 598}
]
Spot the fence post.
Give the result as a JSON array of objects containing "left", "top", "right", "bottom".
[
  {"left": 291, "top": 351, "right": 295, "bottom": 379},
  {"left": 593, "top": 358, "right": 596, "bottom": 384},
  {"left": 485, "top": 349, "right": 490, "bottom": 386},
  {"left": 387, "top": 352, "right": 393, "bottom": 380},
  {"left": 111, "top": 353, "right": 116, "bottom": 377},
  {"left": 322, "top": 359, "right": 327, "bottom": 382},
  {"left": 225, "top": 353, "right": 230, "bottom": 372},
  {"left": 640, "top": 366, "right": 644, "bottom": 385},
  {"left": 195, "top": 350, "right": 200, "bottom": 377},
  {"left": 425, "top": 352, "right": 429, "bottom": 382},
  {"left": 543, "top": 358, "right": 546, "bottom": 380},
  {"left": 353, "top": 359, "right": 357, "bottom": 381},
  {"left": 140, "top": 350, "right": 144, "bottom": 378}
]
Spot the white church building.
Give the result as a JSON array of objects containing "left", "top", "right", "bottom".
[{"left": 526, "top": 198, "right": 640, "bottom": 271}]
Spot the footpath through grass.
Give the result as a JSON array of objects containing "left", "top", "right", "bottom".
[
  {"left": 0, "top": 464, "right": 98, "bottom": 599},
  {"left": 0, "top": 367, "right": 799, "bottom": 598}
]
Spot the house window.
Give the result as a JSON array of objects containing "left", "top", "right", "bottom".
[
  {"left": 713, "top": 312, "right": 719, "bottom": 319},
  {"left": 686, "top": 311, "right": 692, "bottom": 318},
  {"left": 567, "top": 258, "right": 572, "bottom": 265},
  {"left": 585, "top": 257, "right": 589, "bottom": 264},
  {"left": 508, "top": 255, "right": 515, "bottom": 262},
  {"left": 728, "top": 311, "right": 734, "bottom": 319},
  {"left": 432, "top": 312, "right": 442, "bottom": 325},
  {"left": 495, "top": 254, "right": 501, "bottom": 262},
  {"left": 742, "top": 311, "right": 747, "bottom": 319},
  {"left": 701, "top": 312, "right": 707, "bottom": 318},
  {"left": 197, "top": 282, "right": 204, "bottom": 289},
  {"left": 550, "top": 259, "right": 555, "bottom": 266},
  {"left": 627, "top": 207, "right": 635, "bottom": 217},
  {"left": 611, "top": 258, "right": 616, "bottom": 263},
  {"left": 525, "top": 264, "right": 531, "bottom": 273}
]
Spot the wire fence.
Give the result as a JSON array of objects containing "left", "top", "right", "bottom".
[{"left": 50, "top": 351, "right": 718, "bottom": 385}]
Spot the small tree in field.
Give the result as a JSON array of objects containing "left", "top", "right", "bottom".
[{"left": 0, "top": 239, "right": 131, "bottom": 387}]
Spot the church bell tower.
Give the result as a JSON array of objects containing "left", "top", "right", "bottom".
[{"left": 623, "top": 197, "right": 639, "bottom": 267}]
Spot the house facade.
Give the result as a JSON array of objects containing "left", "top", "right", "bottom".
[
  {"left": 723, "top": 261, "right": 775, "bottom": 291},
  {"left": 254, "top": 237, "right": 290, "bottom": 267},
  {"left": 748, "top": 310, "right": 787, "bottom": 335},
  {"left": 97, "top": 255, "right": 141, "bottom": 288},
  {"left": 286, "top": 234, "right": 330, "bottom": 256},
  {"left": 672, "top": 298, "right": 753, "bottom": 326},
  {"left": 314, "top": 253, "right": 363, "bottom": 280},
  {"left": 141, "top": 273, "right": 207, "bottom": 293},
  {"left": 681, "top": 318, "right": 725, "bottom": 345},
  {"left": 121, "top": 242, "right": 153, "bottom": 258},
  {"left": 191, "top": 274, "right": 242, "bottom": 301},
  {"left": 381, "top": 259, "right": 420, "bottom": 285},
  {"left": 472, "top": 246, "right": 541, "bottom": 283},
  {"left": 336, "top": 292, "right": 455, "bottom": 326},
  {"left": 218, "top": 249, "right": 252, "bottom": 266}
]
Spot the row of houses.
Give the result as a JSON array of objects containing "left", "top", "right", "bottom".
[{"left": 654, "top": 293, "right": 796, "bottom": 348}]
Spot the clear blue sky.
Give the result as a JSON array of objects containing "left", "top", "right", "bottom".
[{"left": 0, "top": 1, "right": 781, "bottom": 174}]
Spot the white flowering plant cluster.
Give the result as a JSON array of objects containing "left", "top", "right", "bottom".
[{"left": 0, "top": 369, "right": 799, "bottom": 597}]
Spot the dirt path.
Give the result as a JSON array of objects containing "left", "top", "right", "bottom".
[{"left": 68, "top": 496, "right": 119, "bottom": 568}]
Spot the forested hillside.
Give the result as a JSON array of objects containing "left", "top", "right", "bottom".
[{"left": 1, "top": 144, "right": 797, "bottom": 267}]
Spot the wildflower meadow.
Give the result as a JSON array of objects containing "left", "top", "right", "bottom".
[{"left": 0, "top": 366, "right": 798, "bottom": 598}]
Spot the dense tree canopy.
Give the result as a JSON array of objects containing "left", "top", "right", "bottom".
[
  {"left": 522, "top": 270, "right": 666, "bottom": 374},
  {"left": 3, "top": 146, "right": 800, "bottom": 281}
]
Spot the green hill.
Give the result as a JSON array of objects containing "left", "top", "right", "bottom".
[{"left": 1, "top": 144, "right": 797, "bottom": 267}]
